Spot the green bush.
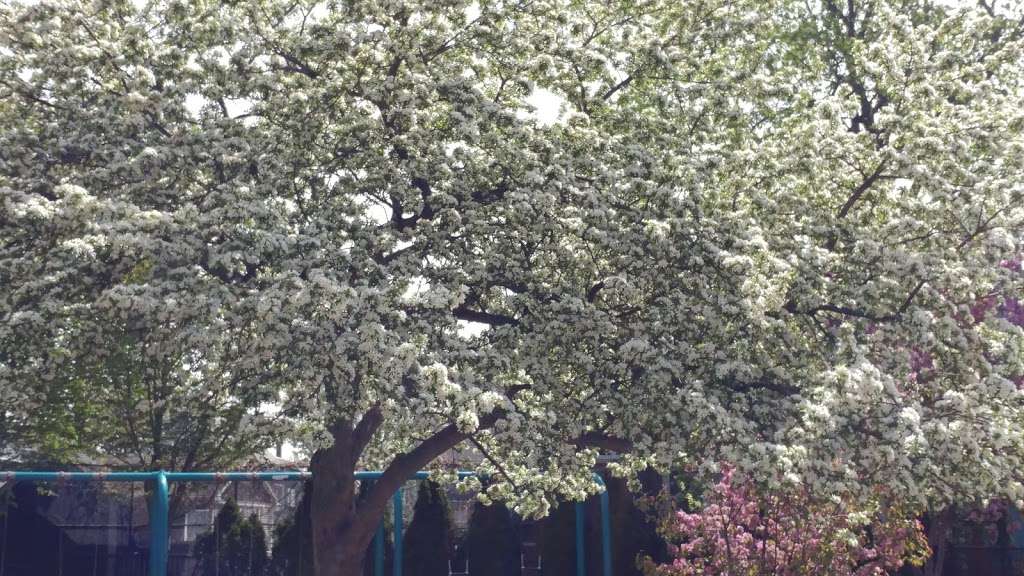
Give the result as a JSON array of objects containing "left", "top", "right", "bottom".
[
  {"left": 538, "top": 501, "right": 577, "bottom": 576},
  {"left": 195, "top": 498, "right": 269, "bottom": 576},
  {"left": 269, "top": 481, "right": 314, "bottom": 576},
  {"left": 607, "top": 470, "right": 669, "bottom": 576},
  {"left": 403, "top": 480, "right": 455, "bottom": 576},
  {"left": 463, "top": 500, "right": 519, "bottom": 576}
]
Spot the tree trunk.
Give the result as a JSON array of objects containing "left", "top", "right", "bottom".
[
  {"left": 310, "top": 503, "right": 374, "bottom": 576},
  {"left": 907, "top": 507, "right": 953, "bottom": 576},
  {"left": 307, "top": 408, "right": 492, "bottom": 576},
  {"left": 310, "top": 423, "right": 382, "bottom": 576}
]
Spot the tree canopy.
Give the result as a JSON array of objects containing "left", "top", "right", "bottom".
[{"left": 2, "top": 0, "right": 1023, "bottom": 573}]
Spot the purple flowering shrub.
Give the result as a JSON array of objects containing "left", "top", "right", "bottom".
[{"left": 643, "top": 467, "right": 929, "bottom": 576}]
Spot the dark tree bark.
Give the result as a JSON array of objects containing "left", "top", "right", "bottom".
[
  {"left": 906, "top": 507, "right": 954, "bottom": 576},
  {"left": 308, "top": 409, "right": 499, "bottom": 576},
  {"left": 309, "top": 413, "right": 384, "bottom": 576}
]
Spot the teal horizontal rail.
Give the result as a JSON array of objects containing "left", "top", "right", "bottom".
[
  {"left": 0, "top": 470, "right": 611, "bottom": 576},
  {"left": 2, "top": 471, "right": 309, "bottom": 481}
]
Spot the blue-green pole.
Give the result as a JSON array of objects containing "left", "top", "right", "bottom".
[
  {"left": 166, "top": 471, "right": 310, "bottom": 481},
  {"left": 595, "top": 475, "right": 613, "bottom": 576},
  {"left": 374, "top": 519, "right": 385, "bottom": 576},
  {"left": 148, "top": 471, "right": 169, "bottom": 576},
  {"left": 372, "top": 478, "right": 384, "bottom": 576},
  {"left": 3, "top": 471, "right": 158, "bottom": 481},
  {"left": 0, "top": 470, "right": 487, "bottom": 482},
  {"left": 575, "top": 501, "right": 586, "bottom": 576},
  {"left": 393, "top": 487, "right": 404, "bottom": 576}
]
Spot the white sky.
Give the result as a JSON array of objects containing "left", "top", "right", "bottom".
[{"left": 525, "top": 88, "right": 566, "bottom": 126}]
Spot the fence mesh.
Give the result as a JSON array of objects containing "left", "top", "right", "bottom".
[
  {"left": 0, "top": 477, "right": 558, "bottom": 576},
  {"left": 0, "top": 478, "right": 307, "bottom": 576}
]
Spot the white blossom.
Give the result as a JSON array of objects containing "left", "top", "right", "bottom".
[{"left": 0, "top": 0, "right": 1022, "bottom": 519}]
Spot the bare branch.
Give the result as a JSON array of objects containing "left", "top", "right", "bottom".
[
  {"left": 453, "top": 306, "right": 518, "bottom": 326},
  {"left": 601, "top": 74, "right": 634, "bottom": 101},
  {"left": 356, "top": 410, "right": 505, "bottom": 521},
  {"left": 837, "top": 160, "right": 889, "bottom": 219},
  {"left": 468, "top": 435, "right": 520, "bottom": 491},
  {"left": 575, "top": 431, "right": 633, "bottom": 453}
]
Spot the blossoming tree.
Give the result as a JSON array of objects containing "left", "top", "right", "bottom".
[
  {"left": 1, "top": 1, "right": 1023, "bottom": 575},
  {"left": 644, "top": 467, "right": 929, "bottom": 576}
]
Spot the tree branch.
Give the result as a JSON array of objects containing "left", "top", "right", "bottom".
[
  {"left": 786, "top": 301, "right": 898, "bottom": 322},
  {"left": 575, "top": 431, "right": 633, "bottom": 453},
  {"left": 783, "top": 281, "right": 926, "bottom": 323},
  {"left": 602, "top": 74, "right": 634, "bottom": 101},
  {"left": 468, "top": 435, "right": 520, "bottom": 491},
  {"left": 453, "top": 306, "right": 518, "bottom": 326},
  {"left": 837, "top": 160, "right": 889, "bottom": 219},
  {"left": 273, "top": 48, "right": 319, "bottom": 78},
  {"left": 353, "top": 405, "right": 384, "bottom": 457},
  {"left": 355, "top": 410, "right": 505, "bottom": 521}
]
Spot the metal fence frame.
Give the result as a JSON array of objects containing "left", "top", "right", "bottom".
[{"left": 0, "top": 470, "right": 612, "bottom": 576}]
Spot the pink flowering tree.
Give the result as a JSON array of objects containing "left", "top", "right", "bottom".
[{"left": 645, "top": 467, "right": 929, "bottom": 576}]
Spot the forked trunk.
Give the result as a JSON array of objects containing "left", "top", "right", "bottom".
[
  {"left": 307, "top": 408, "right": 475, "bottom": 576},
  {"left": 309, "top": 426, "right": 382, "bottom": 576}
]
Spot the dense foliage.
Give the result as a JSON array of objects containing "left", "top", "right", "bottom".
[{"left": 2, "top": 0, "right": 1023, "bottom": 573}]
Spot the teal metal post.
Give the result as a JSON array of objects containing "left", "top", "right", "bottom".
[
  {"left": 575, "top": 501, "right": 586, "bottom": 576},
  {"left": 596, "top": 476, "right": 613, "bottom": 576},
  {"left": 393, "top": 487, "right": 404, "bottom": 576},
  {"left": 148, "top": 471, "right": 169, "bottom": 576},
  {"left": 372, "top": 479, "right": 384, "bottom": 576},
  {"left": 374, "top": 520, "right": 385, "bottom": 576}
]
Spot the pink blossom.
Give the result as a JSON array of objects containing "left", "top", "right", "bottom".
[{"left": 644, "top": 468, "right": 928, "bottom": 576}]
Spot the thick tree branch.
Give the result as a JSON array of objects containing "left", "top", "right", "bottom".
[
  {"left": 786, "top": 300, "right": 898, "bottom": 322},
  {"left": 355, "top": 410, "right": 505, "bottom": 521},
  {"left": 602, "top": 74, "right": 634, "bottom": 101},
  {"left": 575, "top": 431, "right": 633, "bottom": 453},
  {"left": 837, "top": 160, "right": 889, "bottom": 220},
  {"left": 273, "top": 48, "right": 320, "bottom": 78},
  {"left": 783, "top": 281, "right": 926, "bottom": 323},
  {"left": 825, "top": 160, "right": 891, "bottom": 251},
  {"left": 453, "top": 306, "right": 518, "bottom": 326},
  {"left": 352, "top": 405, "right": 384, "bottom": 457}
]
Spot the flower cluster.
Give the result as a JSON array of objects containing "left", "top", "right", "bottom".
[
  {"left": 1, "top": 0, "right": 1022, "bottom": 519},
  {"left": 645, "top": 467, "right": 929, "bottom": 576}
]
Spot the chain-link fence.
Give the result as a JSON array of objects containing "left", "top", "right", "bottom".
[
  {"left": 0, "top": 472, "right": 614, "bottom": 576},
  {"left": 944, "top": 546, "right": 1024, "bottom": 576},
  {"left": 0, "top": 476, "right": 306, "bottom": 576}
]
